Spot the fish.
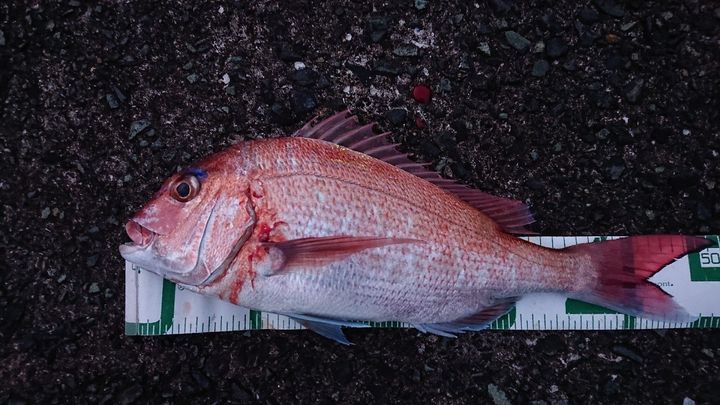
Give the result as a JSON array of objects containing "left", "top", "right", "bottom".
[{"left": 119, "top": 110, "right": 713, "bottom": 344}]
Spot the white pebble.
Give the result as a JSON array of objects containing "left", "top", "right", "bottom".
[
  {"left": 293, "top": 61, "right": 306, "bottom": 70},
  {"left": 221, "top": 73, "right": 230, "bottom": 85}
]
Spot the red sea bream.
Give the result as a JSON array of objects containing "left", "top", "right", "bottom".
[{"left": 119, "top": 111, "right": 712, "bottom": 343}]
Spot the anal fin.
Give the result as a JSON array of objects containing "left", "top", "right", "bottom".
[{"left": 414, "top": 300, "right": 517, "bottom": 338}]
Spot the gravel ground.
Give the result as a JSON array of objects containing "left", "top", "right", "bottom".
[{"left": 2, "top": 0, "right": 720, "bottom": 403}]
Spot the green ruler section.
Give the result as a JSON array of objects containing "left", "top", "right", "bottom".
[
  {"left": 126, "top": 279, "right": 177, "bottom": 336},
  {"left": 249, "top": 310, "right": 262, "bottom": 329},
  {"left": 688, "top": 236, "right": 720, "bottom": 281},
  {"left": 489, "top": 307, "right": 517, "bottom": 330},
  {"left": 565, "top": 299, "right": 636, "bottom": 329},
  {"left": 690, "top": 316, "right": 720, "bottom": 328}
]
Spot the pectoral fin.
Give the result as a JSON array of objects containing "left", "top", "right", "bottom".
[{"left": 257, "top": 235, "right": 419, "bottom": 276}]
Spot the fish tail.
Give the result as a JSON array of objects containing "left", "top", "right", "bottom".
[{"left": 566, "top": 235, "right": 714, "bottom": 322}]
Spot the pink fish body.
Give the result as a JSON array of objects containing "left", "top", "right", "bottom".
[{"left": 120, "top": 111, "right": 712, "bottom": 343}]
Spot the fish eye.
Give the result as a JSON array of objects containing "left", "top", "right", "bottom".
[{"left": 170, "top": 175, "right": 200, "bottom": 202}]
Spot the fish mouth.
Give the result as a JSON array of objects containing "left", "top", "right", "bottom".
[
  {"left": 126, "top": 220, "right": 155, "bottom": 247},
  {"left": 119, "top": 220, "right": 157, "bottom": 257}
]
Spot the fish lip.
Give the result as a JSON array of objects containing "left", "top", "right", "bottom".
[
  {"left": 118, "top": 241, "right": 146, "bottom": 257},
  {"left": 125, "top": 220, "right": 156, "bottom": 247},
  {"left": 119, "top": 220, "right": 156, "bottom": 259}
]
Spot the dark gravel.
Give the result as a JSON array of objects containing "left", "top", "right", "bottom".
[{"left": 2, "top": 0, "right": 720, "bottom": 403}]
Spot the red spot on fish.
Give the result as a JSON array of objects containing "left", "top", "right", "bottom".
[
  {"left": 228, "top": 253, "right": 258, "bottom": 303},
  {"left": 415, "top": 115, "right": 427, "bottom": 129},
  {"left": 412, "top": 84, "right": 432, "bottom": 104},
  {"left": 257, "top": 223, "right": 273, "bottom": 242},
  {"left": 229, "top": 269, "right": 244, "bottom": 303}
]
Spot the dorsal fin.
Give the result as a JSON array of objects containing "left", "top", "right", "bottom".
[{"left": 293, "top": 110, "right": 535, "bottom": 234}]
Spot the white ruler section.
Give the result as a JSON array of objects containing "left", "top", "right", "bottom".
[{"left": 125, "top": 235, "right": 720, "bottom": 335}]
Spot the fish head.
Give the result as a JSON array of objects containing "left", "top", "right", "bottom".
[{"left": 119, "top": 151, "right": 255, "bottom": 286}]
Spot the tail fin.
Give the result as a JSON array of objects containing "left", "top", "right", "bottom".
[{"left": 567, "top": 235, "right": 713, "bottom": 322}]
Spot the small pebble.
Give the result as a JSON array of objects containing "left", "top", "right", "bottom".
[
  {"left": 106, "top": 93, "right": 120, "bottom": 109},
  {"left": 612, "top": 345, "right": 643, "bottom": 363},
  {"left": 594, "top": 0, "right": 625, "bottom": 18},
  {"left": 620, "top": 21, "right": 637, "bottom": 31},
  {"left": 385, "top": 109, "right": 407, "bottom": 126},
  {"left": 487, "top": 384, "right": 511, "bottom": 405},
  {"left": 606, "top": 33, "right": 621, "bottom": 44},
  {"left": 625, "top": 79, "right": 644, "bottom": 103},
  {"left": 532, "top": 60, "right": 550, "bottom": 77},
  {"left": 607, "top": 161, "right": 625, "bottom": 180},
  {"left": 129, "top": 119, "right": 151, "bottom": 139},
  {"left": 545, "top": 37, "right": 568, "bottom": 58},
  {"left": 439, "top": 78, "right": 452, "bottom": 92},
  {"left": 412, "top": 84, "right": 432, "bottom": 104},
  {"left": 393, "top": 44, "right": 418, "bottom": 57},
  {"left": 112, "top": 86, "right": 127, "bottom": 103},
  {"left": 578, "top": 7, "right": 600, "bottom": 24},
  {"left": 505, "top": 31, "right": 531, "bottom": 52},
  {"left": 86, "top": 255, "right": 99, "bottom": 267},
  {"left": 478, "top": 42, "right": 491, "bottom": 56},
  {"left": 88, "top": 282, "right": 100, "bottom": 294},
  {"left": 532, "top": 41, "right": 545, "bottom": 54},
  {"left": 367, "top": 15, "right": 390, "bottom": 43},
  {"left": 291, "top": 91, "right": 317, "bottom": 113}
]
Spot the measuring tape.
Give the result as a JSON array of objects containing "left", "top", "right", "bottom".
[{"left": 125, "top": 235, "right": 720, "bottom": 336}]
